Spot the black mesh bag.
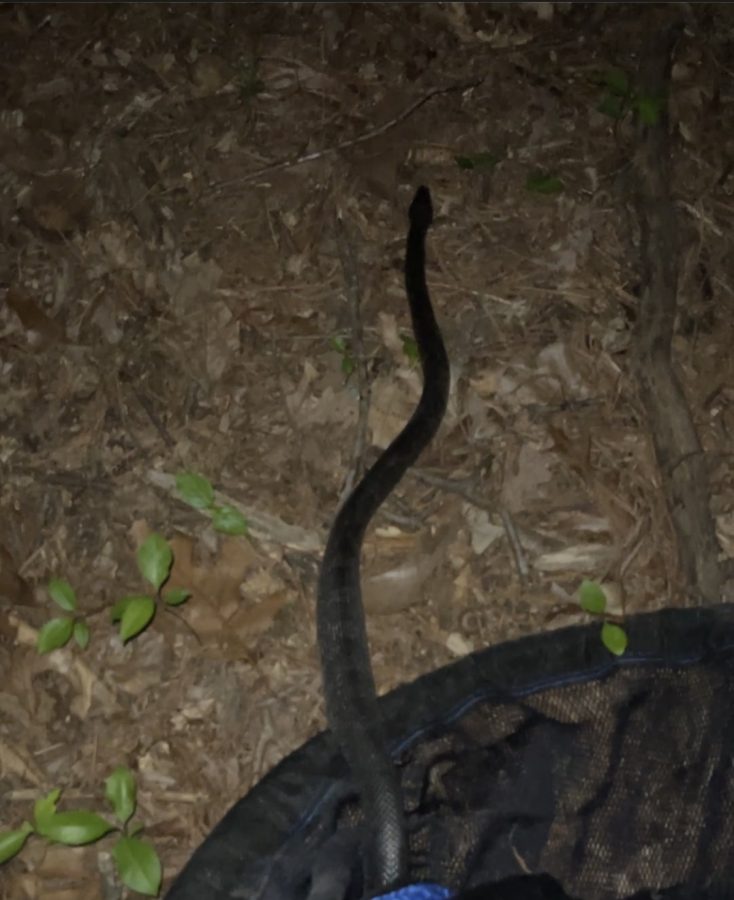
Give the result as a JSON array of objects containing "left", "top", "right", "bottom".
[{"left": 165, "top": 603, "right": 734, "bottom": 899}]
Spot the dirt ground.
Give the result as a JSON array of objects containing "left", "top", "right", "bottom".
[{"left": 2, "top": 3, "right": 734, "bottom": 898}]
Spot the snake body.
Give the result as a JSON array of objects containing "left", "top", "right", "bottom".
[{"left": 316, "top": 186, "right": 450, "bottom": 893}]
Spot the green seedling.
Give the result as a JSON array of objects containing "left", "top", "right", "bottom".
[
  {"left": 455, "top": 151, "right": 500, "bottom": 171},
  {"left": 105, "top": 767, "right": 162, "bottom": 896},
  {"left": 578, "top": 579, "right": 628, "bottom": 657},
  {"left": 0, "top": 768, "right": 161, "bottom": 896},
  {"left": 601, "top": 621, "right": 628, "bottom": 656},
  {"left": 579, "top": 579, "right": 607, "bottom": 615},
  {"left": 111, "top": 533, "right": 191, "bottom": 643},
  {"left": 401, "top": 334, "right": 420, "bottom": 365},
  {"left": 236, "top": 56, "right": 264, "bottom": 100},
  {"left": 635, "top": 94, "right": 664, "bottom": 126},
  {"left": 596, "top": 67, "right": 664, "bottom": 126},
  {"left": 526, "top": 172, "right": 564, "bottom": 195},
  {"left": 597, "top": 67, "right": 632, "bottom": 119},
  {"left": 176, "top": 471, "right": 249, "bottom": 536},
  {"left": 176, "top": 472, "right": 214, "bottom": 509},
  {"left": 37, "top": 578, "right": 90, "bottom": 654},
  {"left": 330, "top": 336, "right": 356, "bottom": 378}
]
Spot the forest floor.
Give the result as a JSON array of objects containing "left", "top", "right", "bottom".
[{"left": 1, "top": 4, "right": 734, "bottom": 897}]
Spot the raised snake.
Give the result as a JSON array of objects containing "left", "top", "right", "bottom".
[{"left": 316, "top": 186, "right": 450, "bottom": 894}]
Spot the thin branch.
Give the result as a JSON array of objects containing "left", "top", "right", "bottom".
[
  {"left": 499, "top": 508, "right": 530, "bottom": 584},
  {"left": 334, "top": 208, "right": 371, "bottom": 507},
  {"left": 411, "top": 469, "right": 529, "bottom": 584},
  {"left": 630, "top": 23, "right": 722, "bottom": 604},
  {"left": 207, "top": 79, "right": 483, "bottom": 194}
]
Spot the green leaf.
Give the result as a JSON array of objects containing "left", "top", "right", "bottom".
[
  {"left": 455, "top": 151, "right": 500, "bottom": 171},
  {"left": 402, "top": 335, "right": 419, "bottom": 364},
  {"left": 34, "top": 789, "right": 61, "bottom": 829},
  {"left": 112, "top": 835, "right": 162, "bottom": 897},
  {"left": 37, "top": 617, "right": 74, "bottom": 654},
  {"left": 236, "top": 59, "right": 265, "bottom": 101},
  {"left": 579, "top": 580, "right": 607, "bottom": 616},
  {"left": 602, "top": 621, "right": 628, "bottom": 657},
  {"left": 635, "top": 94, "right": 663, "bottom": 126},
  {"left": 111, "top": 596, "right": 136, "bottom": 622},
  {"left": 137, "top": 533, "right": 173, "bottom": 591},
  {"left": 164, "top": 587, "right": 192, "bottom": 607},
  {"left": 526, "top": 172, "right": 564, "bottom": 195},
  {"left": 36, "top": 810, "right": 114, "bottom": 846},
  {"left": 597, "top": 94, "right": 626, "bottom": 119},
  {"left": 175, "top": 472, "right": 214, "bottom": 510},
  {"left": 48, "top": 578, "right": 77, "bottom": 612},
  {"left": 73, "top": 619, "right": 90, "bottom": 650},
  {"left": 330, "top": 337, "right": 354, "bottom": 377},
  {"left": 602, "top": 68, "right": 630, "bottom": 97},
  {"left": 211, "top": 504, "right": 248, "bottom": 536},
  {"left": 119, "top": 596, "right": 156, "bottom": 642},
  {"left": 105, "top": 767, "right": 136, "bottom": 826},
  {"left": 0, "top": 822, "right": 34, "bottom": 863}
]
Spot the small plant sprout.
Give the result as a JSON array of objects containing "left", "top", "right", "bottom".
[
  {"left": 579, "top": 579, "right": 607, "bottom": 616},
  {"left": 526, "top": 172, "right": 564, "bottom": 195},
  {"left": 454, "top": 150, "right": 500, "bottom": 171},
  {"left": 210, "top": 504, "right": 248, "bottom": 535},
  {"left": 601, "top": 621, "right": 629, "bottom": 656},
  {"left": 176, "top": 471, "right": 248, "bottom": 536},
  {"left": 176, "top": 471, "right": 214, "bottom": 509},
  {"left": 34, "top": 788, "right": 114, "bottom": 845},
  {"left": 37, "top": 578, "right": 90, "bottom": 655},
  {"left": 111, "top": 533, "right": 191, "bottom": 643},
  {"left": 235, "top": 55, "right": 265, "bottom": 101},
  {"left": 330, "top": 336, "right": 356, "bottom": 378},
  {"left": 578, "top": 579, "right": 629, "bottom": 657},
  {"left": 0, "top": 788, "right": 114, "bottom": 867},
  {"left": 597, "top": 67, "right": 632, "bottom": 119},
  {"left": 596, "top": 67, "right": 664, "bottom": 126},
  {"left": 401, "top": 334, "right": 420, "bottom": 365},
  {"left": 0, "top": 821, "right": 33, "bottom": 864},
  {"left": 0, "top": 769, "right": 162, "bottom": 897},
  {"left": 106, "top": 766, "right": 162, "bottom": 896}
]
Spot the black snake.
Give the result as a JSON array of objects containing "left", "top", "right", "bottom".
[{"left": 316, "top": 186, "right": 450, "bottom": 893}]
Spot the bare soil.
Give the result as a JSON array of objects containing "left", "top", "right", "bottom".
[{"left": 1, "top": 4, "right": 734, "bottom": 898}]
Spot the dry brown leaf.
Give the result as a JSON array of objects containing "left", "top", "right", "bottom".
[
  {"left": 224, "top": 589, "right": 291, "bottom": 641},
  {"left": 10, "top": 612, "right": 116, "bottom": 716},
  {"left": 167, "top": 533, "right": 258, "bottom": 612},
  {"left": 462, "top": 505, "right": 505, "bottom": 555},
  {"left": 369, "top": 373, "right": 421, "bottom": 449},
  {"left": 363, "top": 526, "right": 450, "bottom": 615},
  {"left": 298, "top": 384, "right": 358, "bottom": 428},
  {"left": 501, "top": 444, "right": 554, "bottom": 513},
  {"left": 190, "top": 53, "right": 235, "bottom": 96},
  {"left": 0, "top": 738, "right": 44, "bottom": 785},
  {"left": 205, "top": 300, "right": 239, "bottom": 381},
  {"left": 23, "top": 172, "right": 90, "bottom": 237},
  {"left": 5, "top": 287, "right": 65, "bottom": 351},
  {"left": 36, "top": 845, "right": 96, "bottom": 880}
]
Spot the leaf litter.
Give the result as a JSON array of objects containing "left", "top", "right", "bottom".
[{"left": 2, "top": 4, "right": 734, "bottom": 896}]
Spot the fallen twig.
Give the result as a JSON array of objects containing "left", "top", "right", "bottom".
[
  {"left": 630, "top": 24, "right": 722, "bottom": 604},
  {"left": 146, "top": 470, "right": 322, "bottom": 553},
  {"left": 207, "top": 78, "right": 483, "bottom": 194},
  {"left": 410, "top": 469, "right": 529, "bottom": 583},
  {"left": 334, "top": 207, "right": 371, "bottom": 507}
]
